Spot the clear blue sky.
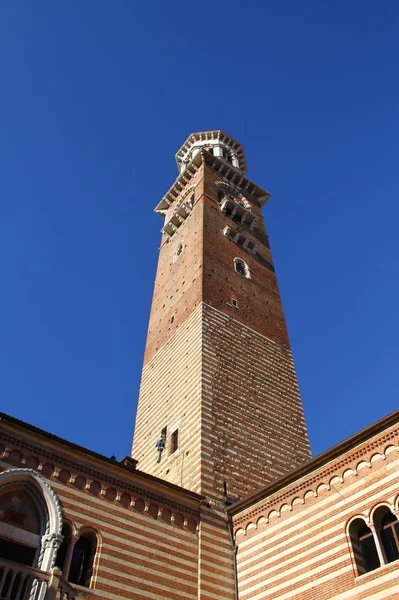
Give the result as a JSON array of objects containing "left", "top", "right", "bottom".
[{"left": 1, "top": 1, "right": 398, "bottom": 462}]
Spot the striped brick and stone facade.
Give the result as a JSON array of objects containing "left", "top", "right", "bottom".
[
  {"left": 0, "top": 413, "right": 203, "bottom": 600},
  {"left": 131, "top": 130, "right": 312, "bottom": 599},
  {"left": 132, "top": 130, "right": 311, "bottom": 503},
  {"left": 2, "top": 130, "right": 399, "bottom": 600},
  {"left": 229, "top": 409, "right": 399, "bottom": 600}
]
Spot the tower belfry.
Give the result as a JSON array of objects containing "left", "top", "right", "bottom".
[{"left": 132, "top": 130, "right": 311, "bottom": 503}]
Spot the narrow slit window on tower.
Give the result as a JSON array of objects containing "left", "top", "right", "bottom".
[
  {"left": 171, "top": 429, "right": 179, "bottom": 454},
  {"left": 234, "top": 258, "right": 250, "bottom": 279},
  {"left": 171, "top": 315, "right": 175, "bottom": 324},
  {"left": 231, "top": 299, "right": 238, "bottom": 308}
]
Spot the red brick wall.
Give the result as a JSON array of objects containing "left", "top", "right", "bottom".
[
  {"left": 134, "top": 163, "right": 310, "bottom": 501},
  {"left": 232, "top": 424, "right": 399, "bottom": 600},
  {"left": 0, "top": 425, "right": 201, "bottom": 600}
]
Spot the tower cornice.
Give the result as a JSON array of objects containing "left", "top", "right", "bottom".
[
  {"left": 175, "top": 129, "right": 247, "bottom": 173},
  {"left": 155, "top": 149, "right": 271, "bottom": 215}
]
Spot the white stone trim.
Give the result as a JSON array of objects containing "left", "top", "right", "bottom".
[{"left": 0, "top": 468, "right": 63, "bottom": 575}]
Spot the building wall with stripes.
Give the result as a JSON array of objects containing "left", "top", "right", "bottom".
[
  {"left": 133, "top": 163, "right": 310, "bottom": 503},
  {"left": 232, "top": 421, "right": 399, "bottom": 600},
  {"left": 0, "top": 419, "right": 202, "bottom": 600}
]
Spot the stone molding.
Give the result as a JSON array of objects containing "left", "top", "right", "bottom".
[
  {"left": 232, "top": 429, "right": 399, "bottom": 537},
  {"left": 175, "top": 130, "right": 246, "bottom": 174},
  {"left": 0, "top": 468, "right": 63, "bottom": 573},
  {"left": 0, "top": 433, "right": 200, "bottom": 530},
  {"left": 155, "top": 151, "right": 271, "bottom": 214}
]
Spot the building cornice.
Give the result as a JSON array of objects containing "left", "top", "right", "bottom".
[
  {"left": 228, "top": 408, "right": 399, "bottom": 518},
  {"left": 155, "top": 150, "right": 271, "bottom": 215},
  {"left": 175, "top": 130, "right": 247, "bottom": 173},
  {"left": 0, "top": 412, "right": 204, "bottom": 510}
]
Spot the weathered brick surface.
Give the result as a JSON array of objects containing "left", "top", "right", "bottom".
[
  {"left": 231, "top": 421, "right": 399, "bottom": 600},
  {"left": 133, "top": 305, "right": 203, "bottom": 494},
  {"left": 133, "top": 163, "right": 310, "bottom": 502},
  {"left": 3, "top": 135, "right": 399, "bottom": 600},
  {"left": 202, "top": 166, "right": 290, "bottom": 347},
  {"left": 143, "top": 170, "right": 204, "bottom": 364},
  {"left": 132, "top": 159, "right": 310, "bottom": 599},
  {"left": 0, "top": 421, "right": 201, "bottom": 600},
  {"left": 201, "top": 303, "right": 310, "bottom": 500}
]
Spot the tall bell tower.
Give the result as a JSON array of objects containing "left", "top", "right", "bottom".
[{"left": 132, "top": 130, "right": 311, "bottom": 503}]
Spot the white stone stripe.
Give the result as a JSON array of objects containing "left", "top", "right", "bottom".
[
  {"left": 64, "top": 506, "right": 197, "bottom": 554},
  {"left": 98, "top": 564, "right": 197, "bottom": 596},
  {"left": 241, "top": 564, "right": 349, "bottom": 600},
  {"left": 237, "top": 464, "right": 399, "bottom": 562},
  {"left": 238, "top": 533, "right": 345, "bottom": 587},
  {"left": 102, "top": 538, "right": 197, "bottom": 573},
  {"left": 238, "top": 542, "right": 348, "bottom": 592},
  {"left": 239, "top": 442, "right": 399, "bottom": 521}
]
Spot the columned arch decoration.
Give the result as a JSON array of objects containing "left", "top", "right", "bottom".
[{"left": 0, "top": 468, "right": 63, "bottom": 573}]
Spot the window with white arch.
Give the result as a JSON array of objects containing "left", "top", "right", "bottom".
[
  {"left": 234, "top": 258, "right": 250, "bottom": 279},
  {"left": 348, "top": 504, "right": 399, "bottom": 576},
  {"left": 0, "top": 467, "right": 64, "bottom": 597},
  {"left": 348, "top": 517, "right": 380, "bottom": 575},
  {"left": 374, "top": 505, "right": 399, "bottom": 564},
  {"left": 55, "top": 521, "right": 99, "bottom": 588}
]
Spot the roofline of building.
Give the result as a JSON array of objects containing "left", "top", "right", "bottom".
[
  {"left": 175, "top": 130, "right": 246, "bottom": 173},
  {"left": 227, "top": 407, "right": 399, "bottom": 515},
  {"left": 155, "top": 150, "right": 271, "bottom": 214},
  {"left": 0, "top": 411, "right": 204, "bottom": 503}
]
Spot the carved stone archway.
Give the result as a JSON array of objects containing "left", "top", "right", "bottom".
[{"left": 0, "top": 468, "right": 63, "bottom": 573}]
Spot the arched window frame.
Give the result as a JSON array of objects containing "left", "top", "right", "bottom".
[
  {"left": 347, "top": 516, "right": 381, "bottom": 575},
  {"left": 371, "top": 504, "right": 399, "bottom": 565},
  {"left": 68, "top": 526, "right": 100, "bottom": 589},
  {"left": 234, "top": 257, "right": 251, "bottom": 279},
  {"left": 0, "top": 468, "right": 63, "bottom": 574}
]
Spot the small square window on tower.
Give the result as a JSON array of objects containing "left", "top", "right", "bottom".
[{"left": 171, "top": 429, "right": 179, "bottom": 454}]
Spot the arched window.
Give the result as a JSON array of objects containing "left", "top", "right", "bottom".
[
  {"left": 381, "top": 512, "right": 399, "bottom": 562},
  {"left": 0, "top": 469, "right": 63, "bottom": 598},
  {"left": 0, "top": 486, "right": 42, "bottom": 567},
  {"left": 68, "top": 529, "right": 98, "bottom": 588},
  {"left": 234, "top": 258, "right": 250, "bottom": 279},
  {"left": 373, "top": 506, "right": 399, "bottom": 563},
  {"left": 349, "top": 518, "right": 380, "bottom": 574},
  {"left": 173, "top": 241, "right": 184, "bottom": 263}
]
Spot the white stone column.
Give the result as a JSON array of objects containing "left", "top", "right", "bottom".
[{"left": 368, "top": 522, "right": 386, "bottom": 566}]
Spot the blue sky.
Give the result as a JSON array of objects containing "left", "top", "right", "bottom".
[{"left": 1, "top": 1, "right": 398, "bottom": 462}]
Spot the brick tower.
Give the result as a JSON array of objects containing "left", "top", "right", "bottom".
[{"left": 132, "top": 131, "right": 311, "bottom": 504}]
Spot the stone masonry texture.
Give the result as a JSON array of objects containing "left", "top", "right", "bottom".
[{"left": 132, "top": 163, "right": 311, "bottom": 502}]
